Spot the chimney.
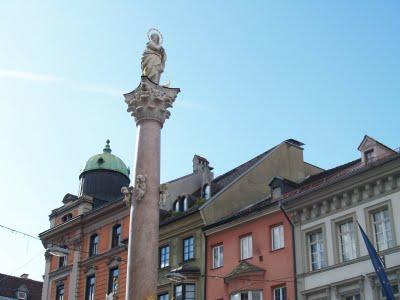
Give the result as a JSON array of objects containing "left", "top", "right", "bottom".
[
  {"left": 192, "top": 155, "right": 211, "bottom": 173},
  {"left": 20, "top": 274, "right": 29, "bottom": 279}
]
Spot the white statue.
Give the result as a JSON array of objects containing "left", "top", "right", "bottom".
[{"left": 141, "top": 28, "right": 166, "bottom": 84}]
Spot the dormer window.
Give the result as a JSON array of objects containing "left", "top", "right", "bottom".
[
  {"left": 174, "top": 196, "right": 189, "bottom": 212},
  {"left": 272, "top": 186, "right": 282, "bottom": 199},
  {"left": 202, "top": 184, "right": 211, "bottom": 200},
  {"left": 365, "top": 149, "right": 375, "bottom": 163}
]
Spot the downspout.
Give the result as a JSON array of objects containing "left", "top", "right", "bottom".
[
  {"left": 279, "top": 201, "right": 298, "bottom": 300},
  {"left": 204, "top": 231, "right": 208, "bottom": 300}
]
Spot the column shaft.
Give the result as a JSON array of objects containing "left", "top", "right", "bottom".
[{"left": 126, "top": 119, "right": 161, "bottom": 300}]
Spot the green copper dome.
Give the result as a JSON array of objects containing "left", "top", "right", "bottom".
[{"left": 81, "top": 140, "right": 130, "bottom": 178}]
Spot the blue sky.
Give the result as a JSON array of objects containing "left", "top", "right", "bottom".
[{"left": 0, "top": 1, "right": 399, "bottom": 280}]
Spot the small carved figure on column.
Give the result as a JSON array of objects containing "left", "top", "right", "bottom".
[
  {"left": 121, "top": 175, "right": 146, "bottom": 207},
  {"left": 159, "top": 183, "right": 168, "bottom": 207},
  {"left": 141, "top": 28, "right": 166, "bottom": 84},
  {"left": 121, "top": 186, "right": 134, "bottom": 207},
  {"left": 134, "top": 174, "right": 146, "bottom": 201}
]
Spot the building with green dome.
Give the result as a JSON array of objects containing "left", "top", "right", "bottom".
[{"left": 79, "top": 140, "right": 130, "bottom": 202}]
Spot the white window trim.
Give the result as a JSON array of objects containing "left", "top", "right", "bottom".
[
  {"left": 240, "top": 235, "right": 253, "bottom": 260},
  {"left": 212, "top": 244, "right": 224, "bottom": 268},
  {"left": 231, "top": 290, "right": 263, "bottom": 300},
  {"left": 273, "top": 286, "right": 287, "bottom": 300},
  {"left": 271, "top": 224, "right": 285, "bottom": 250},
  {"left": 304, "top": 224, "right": 327, "bottom": 272},
  {"left": 331, "top": 214, "right": 360, "bottom": 264},
  {"left": 364, "top": 200, "right": 396, "bottom": 252}
]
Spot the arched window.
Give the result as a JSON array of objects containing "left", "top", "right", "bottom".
[
  {"left": 89, "top": 234, "right": 99, "bottom": 256},
  {"left": 173, "top": 196, "right": 189, "bottom": 213},
  {"left": 203, "top": 184, "right": 211, "bottom": 200},
  {"left": 61, "top": 213, "right": 73, "bottom": 223}
]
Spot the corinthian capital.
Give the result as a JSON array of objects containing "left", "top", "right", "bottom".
[{"left": 124, "top": 76, "right": 180, "bottom": 126}]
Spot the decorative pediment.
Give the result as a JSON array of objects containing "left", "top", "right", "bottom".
[{"left": 224, "top": 261, "right": 265, "bottom": 283}]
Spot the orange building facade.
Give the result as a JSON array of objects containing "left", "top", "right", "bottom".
[{"left": 204, "top": 201, "right": 295, "bottom": 300}]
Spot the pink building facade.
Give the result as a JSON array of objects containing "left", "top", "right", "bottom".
[{"left": 204, "top": 201, "right": 295, "bottom": 300}]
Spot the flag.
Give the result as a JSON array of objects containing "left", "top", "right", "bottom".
[{"left": 357, "top": 221, "right": 395, "bottom": 300}]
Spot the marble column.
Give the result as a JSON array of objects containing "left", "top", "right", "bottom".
[{"left": 124, "top": 76, "right": 180, "bottom": 300}]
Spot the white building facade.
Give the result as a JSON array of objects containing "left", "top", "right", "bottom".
[{"left": 284, "top": 136, "right": 400, "bottom": 300}]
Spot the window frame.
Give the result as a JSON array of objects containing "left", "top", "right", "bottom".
[
  {"left": 271, "top": 224, "right": 285, "bottom": 251},
  {"left": 89, "top": 233, "right": 99, "bottom": 257},
  {"left": 304, "top": 225, "right": 327, "bottom": 272},
  {"left": 58, "top": 255, "right": 67, "bottom": 269},
  {"left": 56, "top": 284, "right": 64, "bottom": 300},
  {"left": 231, "top": 290, "right": 263, "bottom": 300},
  {"left": 158, "top": 293, "right": 169, "bottom": 300},
  {"left": 183, "top": 236, "right": 195, "bottom": 262},
  {"left": 240, "top": 234, "right": 253, "bottom": 260},
  {"left": 212, "top": 244, "right": 224, "bottom": 269},
  {"left": 273, "top": 286, "right": 287, "bottom": 300},
  {"left": 331, "top": 214, "right": 359, "bottom": 264},
  {"left": 107, "top": 267, "right": 119, "bottom": 294},
  {"left": 174, "top": 283, "right": 196, "bottom": 300},
  {"left": 85, "top": 274, "right": 96, "bottom": 300},
  {"left": 159, "top": 244, "right": 170, "bottom": 269},
  {"left": 365, "top": 201, "right": 396, "bottom": 252},
  {"left": 111, "top": 224, "right": 122, "bottom": 248}
]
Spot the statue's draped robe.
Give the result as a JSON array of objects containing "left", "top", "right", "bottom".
[{"left": 141, "top": 42, "right": 166, "bottom": 84}]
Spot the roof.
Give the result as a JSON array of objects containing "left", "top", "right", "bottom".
[
  {"left": 0, "top": 273, "right": 42, "bottom": 300},
  {"left": 81, "top": 140, "right": 130, "bottom": 178},
  {"left": 357, "top": 135, "right": 396, "bottom": 153},
  {"left": 209, "top": 145, "right": 277, "bottom": 197},
  {"left": 204, "top": 151, "right": 400, "bottom": 231}
]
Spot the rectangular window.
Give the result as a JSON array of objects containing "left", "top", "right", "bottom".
[
  {"left": 85, "top": 275, "right": 96, "bottom": 300},
  {"left": 240, "top": 235, "right": 253, "bottom": 260},
  {"left": 231, "top": 290, "right": 263, "bottom": 300},
  {"left": 108, "top": 267, "right": 119, "bottom": 294},
  {"left": 371, "top": 207, "right": 394, "bottom": 251},
  {"left": 160, "top": 245, "right": 170, "bottom": 268},
  {"left": 308, "top": 230, "right": 325, "bottom": 271},
  {"left": 174, "top": 284, "right": 195, "bottom": 300},
  {"left": 158, "top": 293, "right": 169, "bottom": 300},
  {"left": 271, "top": 225, "right": 284, "bottom": 250},
  {"left": 212, "top": 244, "right": 224, "bottom": 268},
  {"left": 58, "top": 256, "right": 67, "bottom": 268},
  {"left": 183, "top": 237, "right": 194, "bottom": 261},
  {"left": 111, "top": 224, "right": 122, "bottom": 248},
  {"left": 89, "top": 234, "right": 99, "bottom": 257},
  {"left": 56, "top": 285, "right": 64, "bottom": 300},
  {"left": 343, "top": 294, "right": 361, "bottom": 300},
  {"left": 365, "top": 149, "right": 375, "bottom": 163},
  {"left": 274, "top": 286, "right": 286, "bottom": 300},
  {"left": 337, "top": 220, "right": 357, "bottom": 262}
]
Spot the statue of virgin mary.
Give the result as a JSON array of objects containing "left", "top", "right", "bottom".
[{"left": 141, "top": 29, "right": 166, "bottom": 84}]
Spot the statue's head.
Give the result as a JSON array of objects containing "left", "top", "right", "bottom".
[
  {"left": 150, "top": 33, "right": 160, "bottom": 46},
  {"left": 147, "top": 28, "right": 163, "bottom": 47}
]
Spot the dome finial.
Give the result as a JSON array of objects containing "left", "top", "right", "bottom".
[{"left": 103, "top": 139, "right": 112, "bottom": 153}]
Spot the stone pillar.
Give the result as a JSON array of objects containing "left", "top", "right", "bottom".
[
  {"left": 124, "top": 76, "right": 180, "bottom": 300},
  {"left": 41, "top": 251, "right": 51, "bottom": 300}
]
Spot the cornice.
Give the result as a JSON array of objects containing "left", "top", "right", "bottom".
[
  {"left": 203, "top": 205, "right": 280, "bottom": 236},
  {"left": 48, "top": 265, "right": 73, "bottom": 280},
  {"left": 285, "top": 161, "right": 400, "bottom": 225},
  {"left": 49, "top": 195, "right": 93, "bottom": 218},
  {"left": 298, "top": 245, "right": 400, "bottom": 278},
  {"left": 79, "top": 245, "right": 127, "bottom": 268}
]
